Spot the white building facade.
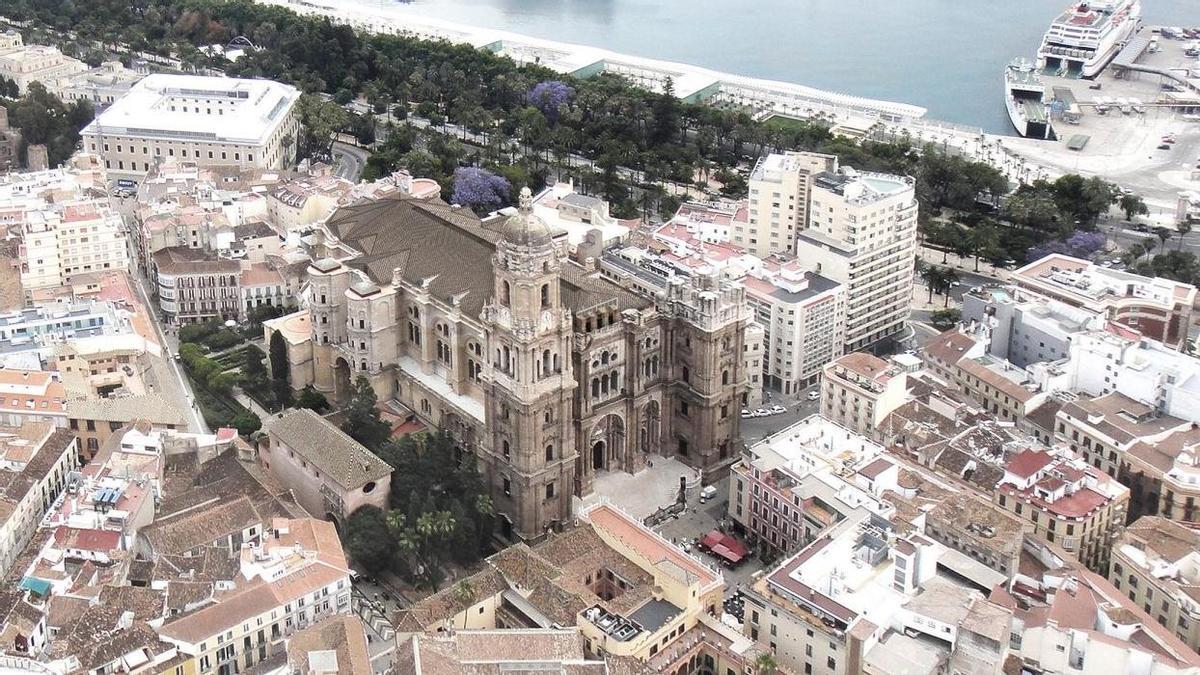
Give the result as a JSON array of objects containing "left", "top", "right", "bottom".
[{"left": 81, "top": 74, "right": 300, "bottom": 177}]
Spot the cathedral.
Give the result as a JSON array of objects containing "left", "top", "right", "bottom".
[{"left": 287, "top": 188, "right": 751, "bottom": 542}]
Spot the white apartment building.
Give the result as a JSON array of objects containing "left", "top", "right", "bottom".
[
  {"left": 19, "top": 200, "right": 130, "bottom": 290},
  {"left": 742, "top": 260, "right": 846, "bottom": 393},
  {"left": 0, "top": 423, "right": 78, "bottom": 577},
  {"left": 0, "top": 32, "right": 86, "bottom": 94},
  {"left": 1030, "top": 328, "right": 1200, "bottom": 425},
  {"left": 156, "top": 517, "right": 354, "bottom": 674},
  {"left": 50, "top": 60, "right": 145, "bottom": 109},
  {"left": 739, "top": 151, "right": 838, "bottom": 257},
  {"left": 820, "top": 352, "right": 908, "bottom": 440},
  {"left": 796, "top": 168, "right": 918, "bottom": 350},
  {"left": 81, "top": 74, "right": 301, "bottom": 177}
]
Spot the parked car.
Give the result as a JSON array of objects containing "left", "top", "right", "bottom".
[
  {"left": 769, "top": 405, "right": 786, "bottom": 414},
  {"left": 1158, "top": 144, "right": 1172, "bottom": 150},
  {"left": 754, "top": 408, "right": 768, "bottom": 417},
  {"left": 806, "top": 391, "right": 820, "bottom": 401},
  {"left": 740, "top": 409, "right": 753, "bottom": 419},
  {"left": 699, "top": 485, "right": 718, "bottom": 503}
]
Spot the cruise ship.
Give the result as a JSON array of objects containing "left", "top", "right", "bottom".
[
  {"left": 1004, "top": 60, "right": 1055, "bottom": 139},
  {"left": 1036, "top": 0, "right": 1141, "bottom": 78}
]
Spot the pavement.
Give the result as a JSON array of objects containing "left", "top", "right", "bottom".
[{"left": 653, "top": 477, "right": 762, "bottom": 588}]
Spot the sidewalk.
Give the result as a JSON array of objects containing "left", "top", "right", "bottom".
[{"left": 917, "top": 244, "right": 1012, "bottom": 281}]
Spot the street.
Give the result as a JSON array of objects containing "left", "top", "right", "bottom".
[
  {"left": 331, "top": 140, "right": 368, "bottom": 182},
  {"left": 129, "top": 272, "right": 208, "bottom": 434}
]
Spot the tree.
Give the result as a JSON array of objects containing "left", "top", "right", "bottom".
[
  {"left": 1154, "top": 226, "right": 1173, "bottom": 251},
  {"left": 243, "top": 345, "right": 268, "bottom": 381},
  {"left": 920, "top": 264, "right": 942, "bottom": 304},
  {"left": 1177, "top": 220, "right": 1192, "bottom": 251},
  {"left": 229, "top": 410, "right": 261, "bottom": 436},
  {"left": 344, "top": 506, "right": 397, "bottom": 574},
  {"left": 342, "top": 376, "right": 392, "bottom": 451},
  {"left": 451, "top": 167, "right": 511, "bottom": 214},
  {"left": 296, "top": 385, "right": 329, "bottom": 412},
  {"left": 930, "top": 308, "right": 962, "bottom": 331},
  {"left": 1051, "top": 174, "right": 1116, "bottom": 229},
  {"left": 1118, "top": 193, "right": 1149, "bottom": 222},
  {"left": 269, "top": 330, "right": 289, "bottom": 382},
  {"left": 755, "top": 652, "right": 778, "bottom": 675},
  {"left": 939, "top": 267, "right": 960, "bottom": 307},
  {"left": 526, "top": 80, "right": 573, "bottom": 124},
  {"left": 967, "top": 223, "right": 1001, "bottom": 272},
  {"left": 451, "top": 579, "right": 475, "bottom": 629}
]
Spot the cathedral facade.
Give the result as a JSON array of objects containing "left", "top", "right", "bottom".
[{"left": 288, "top": 189, "right": 750, "bottom": 542}]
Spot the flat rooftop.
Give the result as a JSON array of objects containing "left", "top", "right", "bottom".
[{"left": 82, "top": 74, "right": 299, "bottom": 146}]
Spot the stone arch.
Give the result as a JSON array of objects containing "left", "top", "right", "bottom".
[
  {"left": 588, "top": 414, "right": 625, "bottom": 473},
  {"left": 638, "top": 400, "right": 662, "bottom": 456},
  {"left": 333, "top": 356, "right": 352, "bottom": 405}
]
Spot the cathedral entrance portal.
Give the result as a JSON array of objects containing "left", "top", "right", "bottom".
[{"left": 588, "top": 414, "right": 625, "bottom": 474}]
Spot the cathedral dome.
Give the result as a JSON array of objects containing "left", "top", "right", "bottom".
[{"left": 500, "top": 186, "right": 553, "bottom": 247}]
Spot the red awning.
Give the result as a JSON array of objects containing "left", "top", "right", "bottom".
[
  {"left": 711, "top": 544, "right": 743, "bottom": 563},
  {"left": 720, "top": 535, "right": 749, "bottom": 559},
  {"left": 699, "top": 530, "right": 723, "bottom": 550}
]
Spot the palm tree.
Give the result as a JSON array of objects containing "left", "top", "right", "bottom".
[
  {"left": 920, "top": 264, "right": 942, "bottom": 304},
  {"left": 754, "top": 651, "right": 778, "bottom": 675},
  {"left": 1154, "top": 226, "right": 1173, "bottom": 252},
  {"left": 451, "top": 579, "right": 474, "bottom": 629},
  {"left": 939, "top": 267, "right": 961, "bottom": 307},
  {"left": 1178, "top": 220, "right": 1193, "bottom": 251}
]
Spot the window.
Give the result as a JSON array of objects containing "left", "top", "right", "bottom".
[
  {"left": 503, "top": 478, "right": 511, "bottom": 496},
  {"left": 545, "top": 444, "right": 554, "bottom": 461},
  {"left": 545, "top": 482, "right": 555, "bottom": 499}
]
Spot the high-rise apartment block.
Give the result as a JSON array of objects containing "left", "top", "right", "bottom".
[
  {"left": 739, "top": 151, "right": 837, "bottom": 257},
  {"left": 797, "top": 169, "right": 918, "bottom": 350}
]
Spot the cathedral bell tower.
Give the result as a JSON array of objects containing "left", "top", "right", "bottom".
[{"left": 480, "top": 188, "right": 577, "bottom": 542}]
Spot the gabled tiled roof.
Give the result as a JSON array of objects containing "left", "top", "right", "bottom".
[{"left": 265, "top": 408, "right": 391, "bottom": 490}]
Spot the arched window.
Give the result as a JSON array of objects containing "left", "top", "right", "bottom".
[
  {"left": 502, "top": 440, "right": 510, "bottom": 460},
  {"left": 722, "top": 370, "right": 730, "bottom": 385},
  {"left": 540, "top": 284, "right": 550, "bottom": 308},
  {"left": 542, "top": 349, "right": 552, "bottom": 377},
  {"left": 610, "top": 371, "right": 619, "bottom": 393},
  {"left": 501, "top": 280, "right": 511, "bottom": 305},
  {"left": 552, "top": 353, "right": 560, "bottom": 372},
  {"left": 591, "top": 378, "right": 600, "bottom": 398},
  {"left": 545, "top": 444, "right": 554, "bottom": 461},
  {"left": 682, "top": 366, "right": 690, "bottom": 384}
]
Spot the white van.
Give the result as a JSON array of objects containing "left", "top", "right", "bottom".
[{"left": 699, "top": 485, "right": 718, "bottom": 503}]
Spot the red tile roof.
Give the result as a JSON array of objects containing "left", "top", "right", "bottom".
[{"left": 1007, "top": 450, "right": 1053, "bottom": 479}]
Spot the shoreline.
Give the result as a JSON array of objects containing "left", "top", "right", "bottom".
[{"left": 254, "top": 0, "right": 939, "bottom": 127}]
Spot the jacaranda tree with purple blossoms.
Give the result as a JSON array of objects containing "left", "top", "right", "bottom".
[
  {"left": 452, "top": 167, "right": 512, "bottom": 214},
  {"left": 1026, "top": 230, "right": 1107, "bottom": 262},
  {"left": 527, "top": 80, "right": 574, "bottom": 123}
]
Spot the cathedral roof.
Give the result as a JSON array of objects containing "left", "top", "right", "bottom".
[{"left": 321, "top": 194, "right": 649, "bottom": 318}]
